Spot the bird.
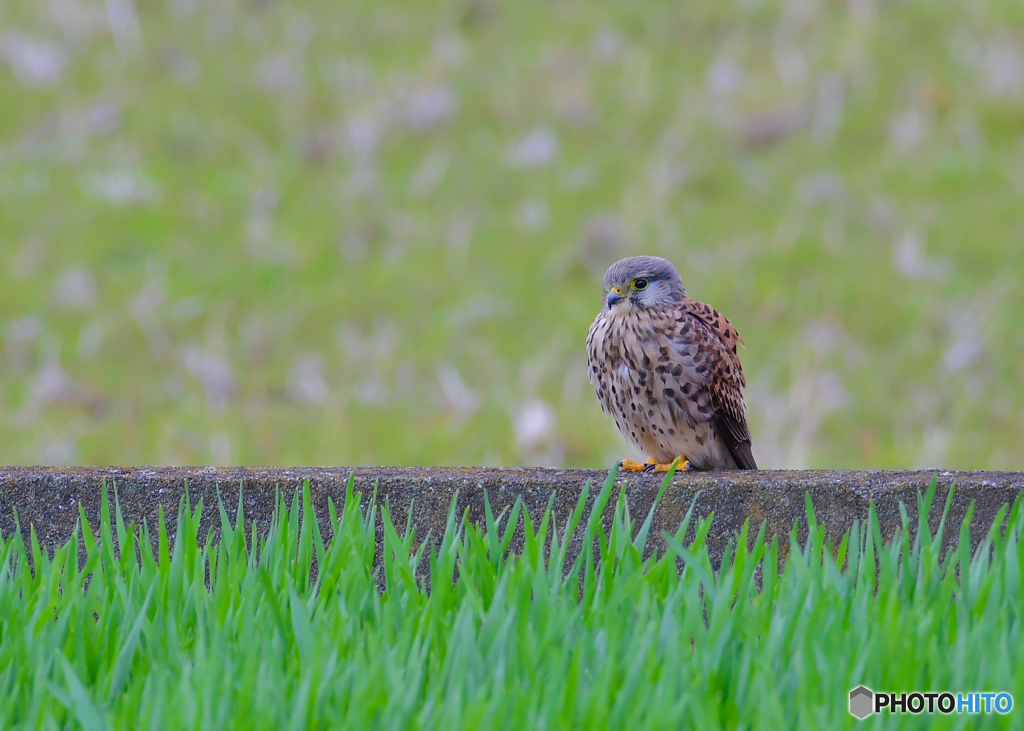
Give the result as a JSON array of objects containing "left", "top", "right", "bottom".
[{"left": 586, "top": 255, "right": 756, "bottom": 472}]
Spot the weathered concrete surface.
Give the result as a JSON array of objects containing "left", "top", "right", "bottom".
[{"left": 1, "top": 467, "right": 1022, "bottom": 570}]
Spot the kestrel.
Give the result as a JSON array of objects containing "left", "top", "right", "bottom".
[{"left": 586, "top": 256, "right": 756, "bottom": 472}]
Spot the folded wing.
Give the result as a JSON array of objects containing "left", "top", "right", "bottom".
[{"left": 675, "top": 300, "right": 757, "bottom": 470}]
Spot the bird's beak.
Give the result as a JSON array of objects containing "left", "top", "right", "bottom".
[{"left": 606, "top": 287, "right": 625, "bottom": 307}]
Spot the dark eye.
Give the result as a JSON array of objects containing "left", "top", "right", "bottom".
[{"left": 632, "top": 278, "right": 648, "bottom": 291}]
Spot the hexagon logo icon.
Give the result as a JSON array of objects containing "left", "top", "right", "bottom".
[{"left": 849, "top": 686, "right": 874, "bottom": 719}]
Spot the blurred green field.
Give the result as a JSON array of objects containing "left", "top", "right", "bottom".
[{"left": 1, "top": 0, "right": 1023, "bottom": 468}]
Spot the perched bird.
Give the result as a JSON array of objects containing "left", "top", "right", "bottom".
[{"left": 586, "top": 256, "right": 756, "bottom": 472}]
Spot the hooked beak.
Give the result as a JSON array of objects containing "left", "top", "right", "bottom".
[{"left": 606, "top": 287, "right": 625, "bottom": 308}]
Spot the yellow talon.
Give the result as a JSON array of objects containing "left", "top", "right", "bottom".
[
  {"left": 619, "top": 457, "right": 691, "bottom": 473},
  {"left": 650, "top": 458, "right": 691, "bottom": 473}
]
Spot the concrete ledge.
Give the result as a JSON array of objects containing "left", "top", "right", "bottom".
[{"left": 1, "top": 467, "right": 1022, "bottom": 568}]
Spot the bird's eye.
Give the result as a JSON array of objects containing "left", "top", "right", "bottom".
[{"left": 632, "top": 278, "right": 649, "bottom": 291}]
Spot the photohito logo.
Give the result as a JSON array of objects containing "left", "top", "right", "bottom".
[{"left": 849, "top": 686, "right": 1013, "bottom": 719}]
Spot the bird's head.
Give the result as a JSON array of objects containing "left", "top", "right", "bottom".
[{"left": 602, "top": 256, "right": 686, "bottom": 310}]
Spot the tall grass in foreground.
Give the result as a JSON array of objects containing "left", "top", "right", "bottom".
[{"left": 0, "top": 471, "right": 1020, "bottom": 730}]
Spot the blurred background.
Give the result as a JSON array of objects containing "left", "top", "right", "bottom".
[{"left": 1, "top": 0, "right": 1022, "bottom": 469}]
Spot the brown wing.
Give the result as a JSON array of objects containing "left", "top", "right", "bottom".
[{"left": 678, "top": 299, "right": 757, "bottom": 469}]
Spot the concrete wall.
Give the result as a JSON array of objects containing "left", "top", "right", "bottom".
[{"left": 1, "top": 467, "right": 1022, "bottom": 569}]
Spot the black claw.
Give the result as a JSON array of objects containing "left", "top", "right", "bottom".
[{"left": 642, "top": 463, "right": 656, "bottom": 473}]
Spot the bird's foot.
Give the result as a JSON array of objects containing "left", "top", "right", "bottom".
[
  {"left": 645, "top": 457, "right": 691, "bottom": 473},
  {"left": 619, "top": 457, "right": 691, "bottom": 473}
]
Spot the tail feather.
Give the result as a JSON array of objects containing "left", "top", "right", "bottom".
[{"left": 729, "top": 441, "right": 758, "bottom": 470}]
